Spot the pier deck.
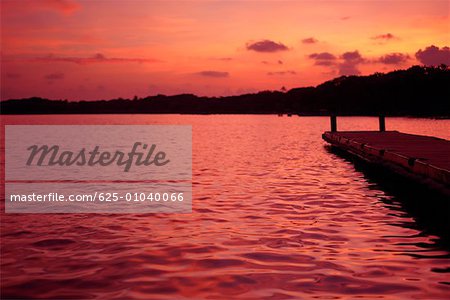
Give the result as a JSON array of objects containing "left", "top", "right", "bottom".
[{"left": 322, "top": 131, "right": 450, "bottom": 190}]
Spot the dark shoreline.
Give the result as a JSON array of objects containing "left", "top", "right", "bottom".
[
  {"left": 1, "top": 113, "right": 449, "bottom": 119},
  {"left": 2, "top": 65, "right": 449, "bottom": 116}
]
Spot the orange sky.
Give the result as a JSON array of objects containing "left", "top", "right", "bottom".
[{"left": 1, "top": 0, "right": 449, "bottom": 100}]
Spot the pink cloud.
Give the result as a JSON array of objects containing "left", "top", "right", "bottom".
[
  {"left": 377, "top": 53, "right": 410, "bottom": 65},
  {"left": 310, "top": 50, "right": 365, "bottom": 75},
  {"left": 372, "top": 33, "right": 397, "bottom": 40},
  {"left": 302, "top": 37, "right": 318, "bottom": 44},
  {"left": 415, "top": 45, "right": 450, "bottom": 66},
  {"left": 194, "top": 71, "right": 229, "bottom": 78},
  {"left": 246, "top": 40, "right": 289, "bottom": 53},
  {"left": 212, "top": 57, "right": 233, "bottom": 61},
  {"left": 309, "top": 52, "right": 336, "bottom": 66},
  {"left": 339, "top": 51, "right": 364, "bottom": 75},
  {"left": 341, "top": 51, "right": 363, "bottom": 61},
  {"left": 267, "top": 70, "right": 297, "bottom": 76},
  {"left": 309, "top": 52, "right": 336, "bottom": 60},
  {"left": 338, "top": 63, "right": 360, "bottom": 76},
  {"left": 261, "top": 60, "right": 284, "bottom": 65}
]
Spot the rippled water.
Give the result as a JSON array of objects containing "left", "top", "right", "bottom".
[{"left": 1, "top": 115, "right": 449, "bottom": 299}]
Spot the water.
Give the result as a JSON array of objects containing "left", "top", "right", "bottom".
[{"left": 1, "top": 115, "right": 449, "bottom": 299}]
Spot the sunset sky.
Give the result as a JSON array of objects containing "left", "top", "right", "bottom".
[{"left": 1, "top": 0, "right": 449, "bottom": 100}]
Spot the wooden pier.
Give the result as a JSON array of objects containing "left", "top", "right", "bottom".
[{"left": 322, "top": 116, "right": 450, "bottom": 193}]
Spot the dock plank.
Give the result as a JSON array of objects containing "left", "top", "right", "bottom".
[{"left": 322, "top": 131, "right": 450, "bottom": 189}]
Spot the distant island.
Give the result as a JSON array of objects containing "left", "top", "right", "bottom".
[{"left": 1, "top": 65, "right": 449, "bottom": 117}]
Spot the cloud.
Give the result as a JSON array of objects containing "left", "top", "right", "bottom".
[
  {"left": 211, "top": 57, "right": 233, "bottom": 61},
  {"left": 31, "top": 53, "right": 160, "bottom": 64},
  {"left": 302, "top": 37, "right": 318, "bottom": 44},
  {"left": 372, "top": 33, "right": 397, "bottom": 40},
  {"left": 338, "top": 51, "right": 364, "bottom": 75},
  {"left": 194, "top": 71, "right": 229, "bottom": 78},
  {"left": 267, "top": 70, "right": 297, "bottom": 76},
  {"left": 261, "top": 60, "right": 284, "bottom": 65},
  {"left": 44, "top": 72, "right": 65, "bottom": 80},
  {"left": 309, "top": 48, "right": 422, "bottom": 76},
  {"left": 341, "top": 51, "right": 363, "bottom": 61},
  {"left": 309, "top": 52, "right": 337, "bottom": 66},
  {"left": 309, "top": 50, "right": 364, "bottom": 75},
  {"left": 338, "top": 63, "right": 360, "bottom": 76},
  {"left": 415, "top": 45, "right": 450, "bottom": 66},
  {"left": 377, "top": 53, "right": 410, "bottom": 65},
  {"left": 246, "top": 40, "right": 289, "bottom": 53},
  {"left": 309, "top": 52, "right": 336, "bottom": 60}
]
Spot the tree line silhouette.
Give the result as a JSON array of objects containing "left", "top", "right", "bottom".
[{"left": 1, "top": 65, "right": 449, "bottom": 116}]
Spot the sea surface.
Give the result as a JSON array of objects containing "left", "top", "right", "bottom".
[{"left": 1, "top": 115, "right": 449, "bottom": 299}]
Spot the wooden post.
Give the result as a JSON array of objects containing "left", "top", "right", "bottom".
[
  {"left": 379, "top": 115, "right": 386, "bottom": 132},
  {"left": 330, "top": 115, "right": 337, "bottom": 132}
]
